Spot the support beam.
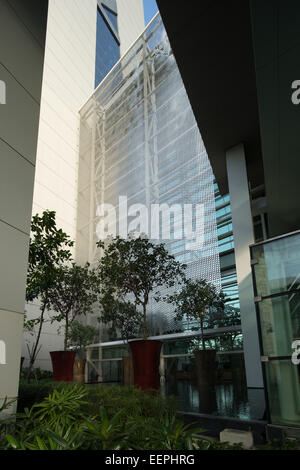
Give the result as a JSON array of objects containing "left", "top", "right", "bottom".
[{"left": 226, "top": 143, "right": 264, "bottom": 390}]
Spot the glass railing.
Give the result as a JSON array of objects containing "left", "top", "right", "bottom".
[{"left": 250, "top": 230, "right": 300, "bottom": 427}]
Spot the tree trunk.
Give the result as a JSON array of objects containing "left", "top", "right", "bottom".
[
  {"left": 142, "top": 303, "right": 147, "bottom": 340},
  {"left": 26, "top": 300, "right": 47, "bottom": 382},
  {"left": 64, "top": 315, "right": 69, "bottom": 351},
  {"left": 200, "top": 316, "right": 206, "bottom": 351}
]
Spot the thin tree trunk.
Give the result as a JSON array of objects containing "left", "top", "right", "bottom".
[
  {"left": 26, "top": 300, "right": 47, "bottom": 382},
  {"left": 200, "top": 316, "right": 206, "bottom": 351},
  {"left": 64, "top": 314, "right": 69, "bottom": 351},
  {"left": 142, "top": 303, "right": 147, "bottom": 340}
]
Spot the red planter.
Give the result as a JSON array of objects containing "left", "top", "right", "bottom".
[
  {"left": 50, "top": 351, "right": 76, "bottom": 382},
  {"left": 129, "top": 340, "right": 162, "bottom": 390}
]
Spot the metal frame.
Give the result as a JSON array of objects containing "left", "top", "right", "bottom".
[{"left": 85, "top": 346, "right": 245, "bottom": 386}]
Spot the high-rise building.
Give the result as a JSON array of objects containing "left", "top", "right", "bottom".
[{"left": 23, "top": 0, "right": 145, "bottom": 371}]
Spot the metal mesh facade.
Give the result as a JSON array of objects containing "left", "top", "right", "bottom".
[{"left": 77, "top": 14, "right": 221, "bottom": 337}]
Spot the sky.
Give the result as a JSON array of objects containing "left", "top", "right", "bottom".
[{"left": 143, "top": 0, "right": 159, "bottom": 26}]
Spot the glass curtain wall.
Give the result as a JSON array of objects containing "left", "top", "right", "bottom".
[
  {"left": 95, "top": 4, "right": 120, "bottom": 88},
  {"left": 251, "top": 231, "right": 300, "bottom": 426}
]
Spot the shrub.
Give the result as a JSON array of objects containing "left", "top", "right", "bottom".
[
  {"left": 80, "top": 385, "right": 178, "bottom": 421},
  {"left": 17, "top": 379, "right": 72, "bottom": 412},
  {"left": 5, "top": 385, "right": 198, "bottom": 450}
]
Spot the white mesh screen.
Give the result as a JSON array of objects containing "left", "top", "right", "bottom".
[{"left": 77, "top": 15, "right": 221, "bottom": 337}]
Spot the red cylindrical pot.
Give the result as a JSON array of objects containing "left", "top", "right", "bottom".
[
  {"left": 129, "top": 340, "right": 162, "bottom": 390},
  {"left": 50, "top": 351, "right": 76, "bottom": 382}
]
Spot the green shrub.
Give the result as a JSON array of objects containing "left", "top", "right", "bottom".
[
  {"left": 258, "top": 438, "right": 300, "bottom": 450},
  {"left": 20, "top": 367, "right": 53, "bottom": 381},
  {"left": 17, "top": 379, "right": 75, "bottom": 412},
  {"left": 81, "top": 385, "right": 177, "bottom": 421},
  {"left": 5, "top": 385, "right": 200, "bottom": 450},
  {"left": 12, "top": 383, "right": 299, "bottom": 451}
]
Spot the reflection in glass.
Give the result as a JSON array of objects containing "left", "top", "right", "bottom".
[
  {"left": 258, "top": 292, "right": 300, "bottom": 357},
  {"left": 252, "top": 233, "right": 300, "bottom": 298},
  {"left": 251, "top": 232, "right": 300, "bottom": 427},
  {"left": 164, "top": 353, "right": 262, "bottom": 420},
  {"left": 265, "top": 360, "right": 300, "bottom": 426},
  {"left": 95, "top": 8, "right": 120, "bottom": 87}
]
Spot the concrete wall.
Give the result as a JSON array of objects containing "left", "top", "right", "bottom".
[
  {"left": 23, "top": 0, "right": 98, "bottom": 370},
  {"left": 0, "top": 0, "right": 48, "bottom": 413},
  {"left": 117, "top": 0, "right": 145, "bottom": 56}
]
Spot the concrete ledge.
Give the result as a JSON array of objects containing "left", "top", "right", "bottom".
[
  {"left": 220, "top": 428, "right": 254, "bottom": 449},
  {"left": 179, "top": 411, "right": 267, "bottom": 445}
]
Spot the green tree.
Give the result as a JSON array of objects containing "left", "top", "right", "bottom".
[
  {"left": 66, "top": 321, "right": 99, "bottom": 356},
  {"left": 48, "top": 263, "right": 99, "bottom": 350},
  {"left": 97, "top": 236, "right": 186, "bottom": 340},
  {"left": 168, "top": 279, "right": 225, "bottom": 351},
  {"left": 25, "top": 211, "right": 74, "bottom": 380},
  {"left": 99, "top": 289, "right": 141, "bottom": 341}
]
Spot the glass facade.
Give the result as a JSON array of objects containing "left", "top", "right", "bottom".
[
  {"left": 78, "top": 15, "right": 222, "bottom": 337},
  {"left": 79, "top": 14, "right": 254, "bottom": 420},
  {"left": 95, "top": 6, "right": 120, "bottom": 88},
  {"left": 251, "top": 231, "right": 300, "bottom": 426}
]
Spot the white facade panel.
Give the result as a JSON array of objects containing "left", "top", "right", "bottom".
[
  {"left": 33, "top": 0, "right": 97, "bottom": 241},
  {"left": 26, "top": 0, "right": 98, "bottom": 369},
  {"left": 0, "top": 0, "right": 47, "bottom": 413}
]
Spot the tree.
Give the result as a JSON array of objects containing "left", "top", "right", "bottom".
[
  {"left": 99, "top": 288, "right": 141, "bottom": 342},
  {"left": 66, "top": 321, "right": 99, "bottom": 356},
  {"left": 25, "top": 211, "right": 74, "bottom": 380},
  {"left": 97, "top": 236, "right": 186, "bottom": 340},
  {"left": 168, "top": 279, "right": 225, "bottom": 351},
  {"left": 48, "top": 263, "right": 99, "bottom": 350}
]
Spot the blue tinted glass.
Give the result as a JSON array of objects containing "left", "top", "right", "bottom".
[
  {"left": 95, "top": 9, "right": 120, "bottom": 87},
  {"left": 218, "top": 235, "right": 235, "bottom": 253},
  {"left": 103, "top": 5, "right": 118, "bottom": 31}
]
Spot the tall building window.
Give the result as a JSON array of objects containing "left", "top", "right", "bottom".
[{"left": 95, "top": 4, "right": 120, "bottom": 88}]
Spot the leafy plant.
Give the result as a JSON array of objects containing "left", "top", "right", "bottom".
[
  {"left": 31, "top": 386, "right": 88, "bottom": 428},
  {"left": 6, "top": 424, "right": 85, "bottom": 450},
  {"left": 168, "top": 279, "right": 225, "bottom": 351},
  {"left": 67, "top": 321, "right": 99, "bottom": 356},
  {"left": 25, "top": 211, "right": 74, "bottom": 379},
  {"left": 48, "top": 263, "right": 99, "bottom": 350},
  {"left": 97, "top": 236, "right": 186, "bottom": 340},
  {"left": 153, "top": 414, "right": 204, "bottom": 450},
  {"left": 83, "top": 407, "right": 128, "bottom": 450}
]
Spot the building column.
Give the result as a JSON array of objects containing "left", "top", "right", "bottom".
[{"left": 226, "top": 143, "right": 264, "bottom": 391}]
